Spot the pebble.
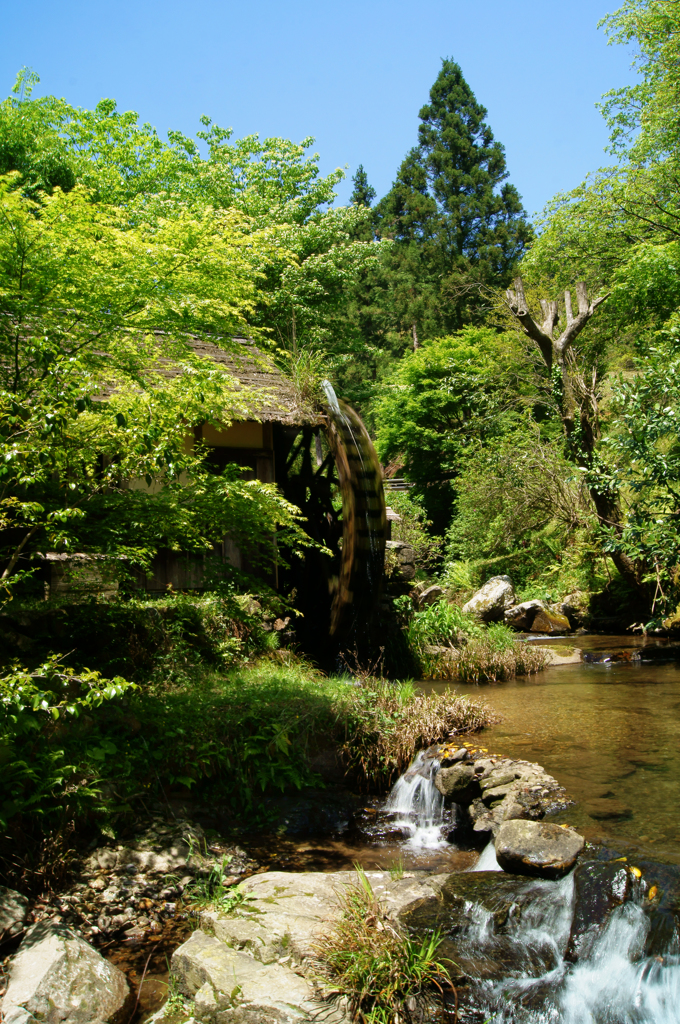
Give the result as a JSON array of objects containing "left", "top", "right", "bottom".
[{"left": 25, "top": 816, "right": 260, "bottom": 947}]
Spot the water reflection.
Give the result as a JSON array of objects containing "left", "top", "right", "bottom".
[{"left": 426, "top": 651, "right": 680, "bottom": 864}]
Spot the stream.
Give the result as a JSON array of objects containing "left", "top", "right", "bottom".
[
  {"left": 428, "top": 634, "right": 680, "bottom": 866},
  {"left": 60, "top": 635, "right": 680, "bottom": 1023},
  {"left": 248, "top": 636, "right": 680, "bottom": 1022}
]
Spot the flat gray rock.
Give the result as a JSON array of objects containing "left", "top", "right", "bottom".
[
  {"left": 172, "top": 929, "right": 319, "bottom": 1023},
  {"left": 1, "top": 920, "right": 129, "bottom": 1024},
  {"left": 495, "top": 820, "right": 585, "bottom": 879},
  {"left": 201, "top": 870, "right": 448, "bottom": 962}
]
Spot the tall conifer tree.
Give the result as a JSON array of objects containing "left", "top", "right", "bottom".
[
  {"left": 376, "top": 59, "right": 532, "bottom": 339},
  {"left": 349, "top": 164, "right": 377, "bottom": 207}
]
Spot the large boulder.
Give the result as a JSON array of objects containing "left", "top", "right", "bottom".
[
  {"left": 556, "top": 591, "right": 590, "bottom": 628},
  {"left": 1, "top": 921, "right": 130, "bottom": 1024},
  {"left": 200, "top": 870, "right": 446, "bottom": 963},
  {"left": 0, "top": 887, "right": 29, "bottom": 939},
  {"left": 530, "top": 608, "right": 570, "bottom": 634},
  {"left": 494, "top": 820, "right": 584, "bottom": 879},
  {"left": 504, "top": 600, "right": 546, "bottom": 631},
  {"left": 434, "top": 764, "right": 480, "bottom": 803},
  {"left": 462, "top": 576, "right": 516, "bottom": 622}
]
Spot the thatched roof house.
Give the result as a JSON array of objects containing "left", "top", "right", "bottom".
[{"left": 45, "top": 338, "right": 320, "bottom": 598}]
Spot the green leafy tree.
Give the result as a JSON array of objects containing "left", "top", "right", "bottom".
[
  {"left": 514, "top": 0, "right": 680, "bottom": 602},
  {"left": 374, "top": 327, "right": 528, "bottom": 529},
  {"left": 0, "top": 173, "right": 310, "bottom": 593}
]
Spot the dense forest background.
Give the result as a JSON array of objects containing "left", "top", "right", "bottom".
[{"left": 2, "top": 0, "right": 680, "bottom": 631}]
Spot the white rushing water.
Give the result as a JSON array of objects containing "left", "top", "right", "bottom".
[
  {"left": 383, "top": 751, "right": 447, "bottom": 849},
  {"left": 473, "top": 840, "right": 502, "bottom": 871},
  {"left": 384, "top": 756, "right": 680, "bottom": 1022},
  {"left": 465, "top": 871, "right": 680, "bottom": 1023}
]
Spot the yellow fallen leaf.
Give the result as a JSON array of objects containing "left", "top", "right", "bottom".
[
  {"left": 630, "top": 866, "right": 642, "bottom": 879},
  {"left": 648, "top": 886, "right": 658, "bottom": 900},
  {"left": 480, "top": 748, "right": 489, "bottom": 752}
]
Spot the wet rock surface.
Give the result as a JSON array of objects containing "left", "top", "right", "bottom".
[
  {"left": 495, "top": 820, "right": 585, "bottom": 879},
  {"left": 565, "top": 859, "right": 635, "bottom": 961},
  {"left": 399, "top": 870, "right": 566, "bottom": 984},
  {"left": 428, "top": 743, "right": 572, "bottom": 843}
]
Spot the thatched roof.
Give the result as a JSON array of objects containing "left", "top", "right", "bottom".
[
  {"left": 183, "top": 337, "right": 318, "bottom": 426},
  {"left": 101, "top": 335, "right": 320, "bottom": 427}
]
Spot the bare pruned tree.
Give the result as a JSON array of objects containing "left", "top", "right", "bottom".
[{"left": 505, "top": 277, "right": 642, "bottom": 589}]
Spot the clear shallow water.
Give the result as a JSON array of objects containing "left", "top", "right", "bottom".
[{"left": 427, "top": 641, "right": 680, "bottom": 865}]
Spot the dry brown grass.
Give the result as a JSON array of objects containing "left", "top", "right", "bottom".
[
  {"left": 454, "top": 637, "right": 548, "bottom": 684},
  {"left": 333, "top": 679, "right": 497, "bottom": 790}
]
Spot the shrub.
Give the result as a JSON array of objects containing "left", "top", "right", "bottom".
[
  {"left": 0, "top": 593, "right": 279, "bottom": 683},
  {"left": 383, "top": 491, "right": 444, "bottom": 577},
  {"left": 314, "top": 867, "right": 452, "bottom": 1024},
  {"left": 0, "top": 657, "right": 497, "bottom": 887},
  {"left": 405, "top": 600, "right": 548, "bottom": 683}
]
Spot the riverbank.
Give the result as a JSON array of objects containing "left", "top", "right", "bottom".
[{"left": 0, "top": 656, "right": 495, "bottom": 894}]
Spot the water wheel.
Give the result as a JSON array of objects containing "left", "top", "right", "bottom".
[{"left": 272, "top": 396, "right": 387, "bottom": 663}]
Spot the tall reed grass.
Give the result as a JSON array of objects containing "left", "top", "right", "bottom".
[{"left": 314, "top": 867, "right": 452, "bottom": 1024}]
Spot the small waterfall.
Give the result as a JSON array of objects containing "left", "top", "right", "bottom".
[
  {"left": 383, "top": 751, "right": 447, "bottom": 849},
  {"left": 473, "top": 840, "right": 502, "bottom": 871},
  {"left": 446, "top": 868, "right": 680, "bottom": 1023}
]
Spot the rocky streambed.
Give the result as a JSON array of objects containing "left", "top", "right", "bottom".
[{"left": 2, "top": 740, "right": 679, "bottom": 1024}]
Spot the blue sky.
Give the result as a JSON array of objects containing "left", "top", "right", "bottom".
[{"left": 3, "top": 0, "right": 636, "bottom": 218}]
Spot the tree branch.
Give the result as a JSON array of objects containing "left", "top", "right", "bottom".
[
  {"left": 505, "top": 278, "right": 554, "bottom": 369},
  {"left": 1, "top": 524, "right": 41, "bottom": 581}
]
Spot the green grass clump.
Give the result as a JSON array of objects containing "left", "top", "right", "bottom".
[
  {"left": 315, "top": 867, "right": 452, "bottom": 1024},
  {"left": 334, "top": 677, "right": 496, "bottom": 789},
  {"left": 405, "top": 600, "right": 548, "bottom": 683}
]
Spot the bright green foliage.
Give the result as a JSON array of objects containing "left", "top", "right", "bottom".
[
  {"left": 0, "top": 171, "right": 312, "bottom": 591},
  {"left": 0, "top": 656, "right": 135, "bottom": 828},
  {"left": 0, "top": 73, "right": 390, "bottom": 391},
  {"left": 602, "top": 330, "right": 680, "bottom": 619},
  {"left": 375, "top": 59, "right": 532, "bottom": 338},
  {"left": 406, "top": 600, "right": 483, "bottom": 658},
  {"left": 375, "top": 327, "right": 528, "bottom": 527},
  {"left": 513, "top": 0, "right": 680, "bottom": 612},
  {"left": 403, "top": 598, "right": 547, "bottom": 682},
  {"left": 446, "top": 432, "right": 598, "bottom": 586}
]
